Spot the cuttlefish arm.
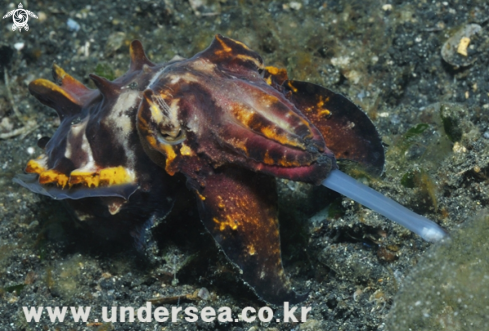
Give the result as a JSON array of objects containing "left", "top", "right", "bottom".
[{"left": 190, "top": 167, "right": 307, "bottom": 304}]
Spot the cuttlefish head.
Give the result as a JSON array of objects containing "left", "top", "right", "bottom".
[{"left": 15, "top": 41, "right": 176, "bottom": 227}]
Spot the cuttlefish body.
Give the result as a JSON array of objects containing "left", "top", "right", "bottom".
[{"left": 16, "top": 35, "right": 384, "bottom": 305}]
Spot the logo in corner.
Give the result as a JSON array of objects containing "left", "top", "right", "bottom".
[{"left": 2, "top": 3, "right": 38, "bottom": 32}]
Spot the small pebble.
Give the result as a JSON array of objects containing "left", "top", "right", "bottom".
[
  {"left": 197, "top": 287, "right": 210, "bottom": 300},
  {"left": 14, "top": 42, "right": 24, "bottom": 51},
  {"left": 289, "top": 1, "right": 302, "bottom": 10},
  {"left": 0, "top": 117, "right": 13, "bottom": 132},
  {"left": 441, "top": 24, "right": 482, "bottom": 67},
  {"left": 38, "top": 11, "right": 47, "bottom": 22},
  {"left": 331, "top": 56, "right": 351, "bottom": 68},
  {"left": 67, "top": 18, "right": 80, "bottom": 32},
  {"left": 483, "top": 131, "right": 489, "bottom": 139},
  {"left": 105, "top": 32, "right": 126, "bottom": 55},
  {"left": 27, "top": 221, "right": 39, "bottom": 229},
  {"left": 390, "top": 115, "right": 401, "bottom": 125},
  {"left": 452, "top": 142, "right": 467, "bottom": 153},
  {"left": 457, "top": 37, "right": 471, "bottom": 56}
]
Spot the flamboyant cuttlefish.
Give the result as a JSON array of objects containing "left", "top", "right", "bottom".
[{"left": 15, "top": 35, "right": 447, "bottom": 305}]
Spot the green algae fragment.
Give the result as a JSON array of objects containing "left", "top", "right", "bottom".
[
  {"left": 400, "top": 170, "right": 418, "bottom": 188},
  {"left": 327, "top": 199, "right": 346, "bottom": 219},
  {"left": 440, "top": 103, "right": 463, "bottom": 142},
  {"left": 46, "top": 267, "right": 54, "bottom": 290},
  {"left": 3, "top": 283, "right": 25, "bottom": 295},
  {"left": 404, "top": 123, "right": 429, "bottom": 140},
  {"left": 400, "top": 169, "right": 438, "bottom": 210},
  {"left": 94, "top": 63, "right": 116, "bottom": 81},
  {"left": 394, "top": 123, "right": 430, "bottom": 155}
]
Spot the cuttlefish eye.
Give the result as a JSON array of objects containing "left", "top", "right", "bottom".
[{"left": 157, "top": 126, "right": 186, "bottom": 145}]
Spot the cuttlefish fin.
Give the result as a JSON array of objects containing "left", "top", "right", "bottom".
[
  {"left": 283, "top": 80, "right": 385, "bottom": 175},
  {"left": 190, "top": 166, "right": 307, "bottom": 305}
]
